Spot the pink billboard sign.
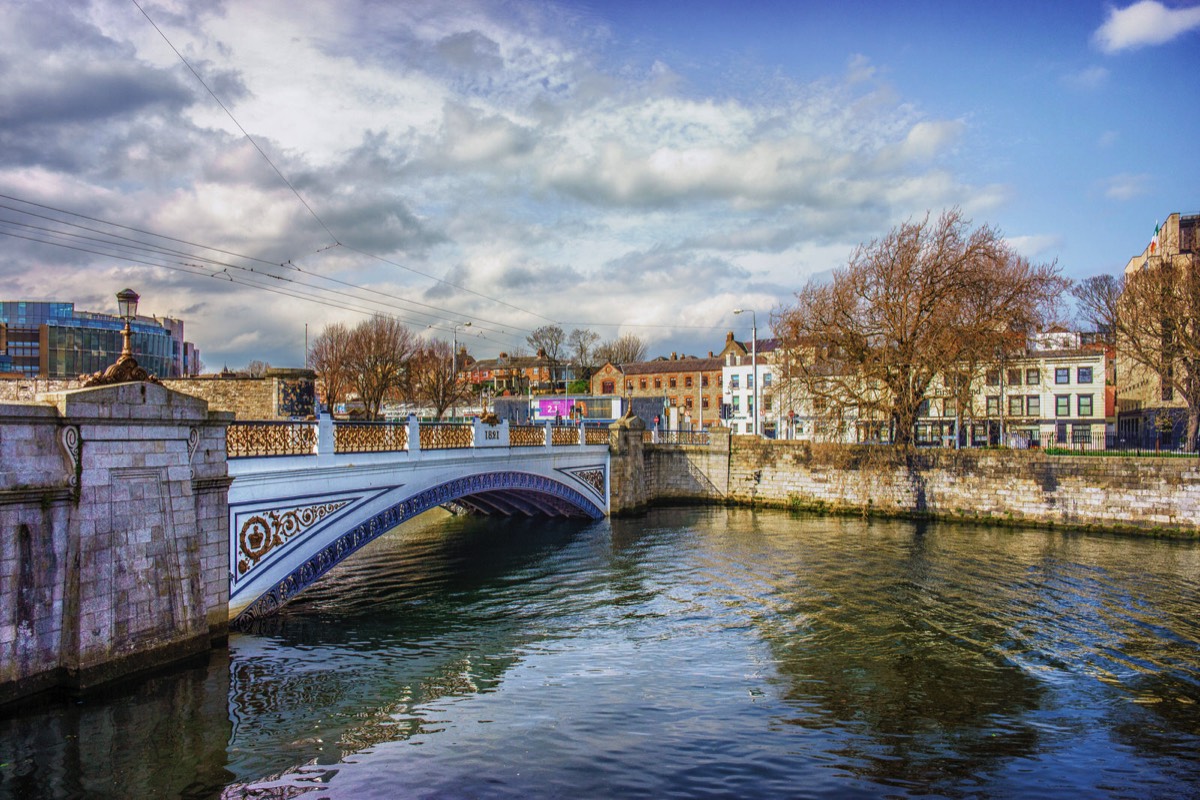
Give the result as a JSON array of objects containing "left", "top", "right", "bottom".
[{"left": 538, "top": 398, "right": 575, "bottom": 418}]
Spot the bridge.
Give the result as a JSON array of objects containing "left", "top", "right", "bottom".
[{"left": 225, "top": 415, "right": 612, "bottom": 624}]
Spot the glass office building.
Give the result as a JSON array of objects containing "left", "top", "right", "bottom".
[{"left": 0, "top": 301, "right": 196, "bottom": 379}]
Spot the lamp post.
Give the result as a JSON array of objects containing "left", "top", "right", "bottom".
[
  {"left": 451, "top": 322, "right": 471, "bottom": 419},
  {"left": 733, "top": 308, "right": 757, "bottom": 436},
  {"left": 83, "top": 288, "right": 158, "bottom": 386}
]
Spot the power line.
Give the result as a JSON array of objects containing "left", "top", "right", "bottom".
[
  {"left": 0, "top": 192, "right": 530, "bottom": 346},
  {"left": 130, "top": 1, "right": 554, "bottom": 328},
  {"left": 130, "top": 0, "right": 338, "bottom": 245}
]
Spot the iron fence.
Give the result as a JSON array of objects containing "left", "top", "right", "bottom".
[
  {"left": 227, "top": 421, "right": 317, "bottom": 458},
  {"left": 334, "top": 421, "right": 407, "bottom": 453}
]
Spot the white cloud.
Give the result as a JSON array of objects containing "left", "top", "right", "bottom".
[
  {"left": 1061, "top": 65, "right": 1109, "bottom": 90},
  {"left": 1094, "top": 1, "right": 1200, "bottom": 53},
  {"left": 1005, "top": 234, "right": 1063, "bottom": 259},
  {"left": 1102, "top": 172, "right": 1151, "bottom": 200},
  {"left": 0, "top": 0, "right": 1007, "bottom": 367}
]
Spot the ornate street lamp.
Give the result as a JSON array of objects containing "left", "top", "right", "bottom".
[{"left": 82, "top": 288, "right": 160, "bottom": 386}]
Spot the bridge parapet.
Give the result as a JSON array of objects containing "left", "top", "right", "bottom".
[{"left": 228, "top": 415, "right": 613, "bottom": 459}]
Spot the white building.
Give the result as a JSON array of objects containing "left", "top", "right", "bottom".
[{"left": 721, "top": 339, "right": 780, "bottom": 436}]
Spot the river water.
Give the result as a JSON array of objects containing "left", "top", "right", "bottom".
[{"left": 2, "top": 507, "right": 1200, "bottom": 798}]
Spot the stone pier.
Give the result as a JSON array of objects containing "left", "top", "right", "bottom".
[{"left": 0, "top": 382, "right": 231, "bottom": 704}]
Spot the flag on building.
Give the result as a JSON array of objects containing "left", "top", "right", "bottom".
[{"left": 1150, "top": 220, "right": 1160, "bottom": 254}]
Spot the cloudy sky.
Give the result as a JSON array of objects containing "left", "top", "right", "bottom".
[{"left": 1, "top": 0, "right": 1197, "bottom": 369}]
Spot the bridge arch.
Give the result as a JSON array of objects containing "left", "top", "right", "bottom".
[{"left": 232, "top": 469, "right": 604, "bottom": 625}]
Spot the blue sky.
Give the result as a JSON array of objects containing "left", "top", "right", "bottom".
[{"left": 0, "top": 0, "right": 1197, "bottom": 369}]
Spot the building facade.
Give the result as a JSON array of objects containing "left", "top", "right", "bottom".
[
  {"left": 0, "top": 300, "right": 199, "bottom": 379},
  {"left": 1116, "top": 212, "right": 1200, "bottom": 445},
  {"left": 589, "top": 333, "right": 750, "bottom": 429}
]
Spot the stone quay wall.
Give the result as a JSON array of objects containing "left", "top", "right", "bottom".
[
  {"left": 611, "top": 432, "right": 1200, "bottom": 534},
  {"left": 0, "top": 383, "right": 232, "bottom": 704}
]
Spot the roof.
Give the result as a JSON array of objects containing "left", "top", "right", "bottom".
[{"left": 618, "top": 356, "right": 725, "bottom": 375}]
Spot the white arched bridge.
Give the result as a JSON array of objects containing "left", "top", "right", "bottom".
[{"left": 225, "top": 415, "right": 611, "bottom": 624}]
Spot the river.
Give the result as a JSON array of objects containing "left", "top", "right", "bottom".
[{"left": 2, "top": 507, "right": 1199, "bottom": 798}]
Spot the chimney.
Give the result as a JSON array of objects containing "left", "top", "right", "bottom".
[
  {"left": 671, "top": 352, "right": 677, "bottom": 360},
  {"left": 708, "top": 351, "right": 714, "bottom": 358}
]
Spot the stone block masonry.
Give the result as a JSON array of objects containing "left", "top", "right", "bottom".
[
  {"left": 611, "top": 431, "right": 1200, "bottom": 535},
  {"left": 0, "top": 382, "right": 232, "bottom": 704}
]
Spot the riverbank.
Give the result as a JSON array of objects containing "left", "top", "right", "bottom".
[{"left": 616, "top": 429, "right": 1200, "bottom": 537}]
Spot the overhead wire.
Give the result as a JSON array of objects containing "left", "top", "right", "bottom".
[
  {"left": 130, "top": 0, "right": 556, "bottom": 330},
  {"left": 0, "top": 193, "right": 530, "bottom": 346}
]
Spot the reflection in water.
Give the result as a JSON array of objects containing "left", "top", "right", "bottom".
[{"left": 1, "top": 506, "right": 1199, "bottom": 798}]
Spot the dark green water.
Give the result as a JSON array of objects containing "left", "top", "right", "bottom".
[{"left": 3, "top": 507, "right": 1200, "bottom": 798}]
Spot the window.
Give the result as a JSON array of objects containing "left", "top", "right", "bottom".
[
  {"left": 986, "top": 396, "right": 1000, "bottom": 416},
  {"left": 730, "top": 375, "right": 740, "bottom": 389},
  {"left": 1025, "top": 368, "right": 1039, "bottom": 385},
  {"left": 1072, "top": 424, "right": 1092, "bottom": 444},
  {"left": 654, "top": 378, "right": 662, "bottom": 389},
  {"left": 944, "top": 398, "right": 957, "bottom": 417},
  {"left": 1077, "top": 367, "right": 1093, "bottom": 384},
  {"left": 1055, "top": 367, "right": 1070, "bottom": 385},
  {"left": 1078, "top": 394, "right": 1093, "bottom": 416},
  {"left": 1008, "top": 395, "right": 1024, "bottom": 416},
  {"left": 764, "top": 396, "right": 773, "bottom": 411},
  {"left": 1026, "top": 396, "right": 1041, "bottom": 416},
  {"left": 701, "top": 375, "right": 709, "bottom": 388},
  {"left": 1007, "top": 369, "right": 1021, "bottom": 386},
  {"left": 917, "top": 399, "right": 931, "bottom": 417},
  {"left": 685, "top": 396, "right": 694, "bottom": 409},
  {"left": 763, "top": 373, "right": 773, "bottom": 386},
  {"left": 601, "top": 380, "right": 615, "bottom": 394},
  {"left": 669, "top": 377, "right": 677, "bottom": 388},
  {"left": 684, "top": 376, "right": 693, "bottom": 388},
  {"left": 986, "top": 370, "right": 1000, "bottom": 386},
  {"left": 639, "top": 378, "right": 647, "bottom": 390},
  {"left": 627, "top": 381, "right": 634, "bottom": 392},
  {"left": 1056, "top": 395, "right": 1070, "bottom": 416},
  {"left": 702, "top": 396, "right": 710, "bottom": 409},
  {"left": 732, "top": 396, "right": 740, "bottom": 411},
  {"left": 747, "top": 374, "right": 755, "bottom": 389}
]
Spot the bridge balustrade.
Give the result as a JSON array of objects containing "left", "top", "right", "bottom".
[
  {"left": 418, "top": 422, "right": 473, "bottom": 450},
  {"left": 334, "top": 421, "right": 408, "bottom": 453},
  {"left": 510, "top": 424, "right": 544, "bottom": 447},
  {"left": 227, "top": 420, "right": 317, "bottom": 457},
  {"left": 226, "top": 416, "right": 619, "bottom": 457},
  {"left": 551, "top": 425, "right": 579, "bottom": 446}
]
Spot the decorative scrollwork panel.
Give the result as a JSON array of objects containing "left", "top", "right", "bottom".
[
  {"left": 335, "top": 422, "right": 408, "bottom": 453},
  {"left": 418, "top": 423, "right": 473, "bottom": 450},
  {"left": 227, "top": 422, "right": 317, "bottom": 458},
  {"left": 510, "top": 425, "right": 544, "bottom": 447}
]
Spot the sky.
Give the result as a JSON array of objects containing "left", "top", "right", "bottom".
[{"left": 1, "top": 0, "right": 1198, "bottom": 370}]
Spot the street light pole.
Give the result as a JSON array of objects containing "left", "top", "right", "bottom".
[
  {"left": 452, "top": 321, "right": 471, "bottom": 419},
  {"left": 734, "top": 308, "right": 757, "bottom": 436}
]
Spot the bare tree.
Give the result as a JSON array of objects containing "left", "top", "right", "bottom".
[
  {"left": 245, "top": 359, "right": 271, "bottom": 378},
  {"left": 410, "top": 339, "right": 475, "bottom": 419},
  {"left": 775, "top": 209, "right": 1067, "bottom": 447},
  {"left": 1072, "top": 274, "right": 1124, "bottom": 344},
  {"left": 527, "top": 324, "right": 566, "bottom": 387},
  {"left": 594, "top": 333, "right": 648, "bottom": 365},
  {"left": 308, "top": 322, "right": 353, "bottom": 412},
  {"left": 1116, "top": 252, "right": 1200, "bottom": 448},
  {"left": 345, "top": 315, "right": 415, "bottom": 420},
  {"left": 567, "top": 327, "right": 600, "bottom": 370}
]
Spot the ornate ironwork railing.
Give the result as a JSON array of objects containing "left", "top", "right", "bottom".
[
  {"left": 510, "top": 425, "right": 545, "bottom": 447},
  {"left": 551, "top": 425, "right": 578, "bottom": 446},
  {"left": 585, "top": 427, "right": 611, "bottom": 446},
  {"left": 644, "top": 430, "right": 711, "bottom": 446},
  {"left": 334, "top": 421, "right": 408, "bottom": 453},
  {"left": 227, "top": 421, "right": 317, "bottom": 458},
  {"left": 418, "top": 422, "right": 473, "bottom": 450}
]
